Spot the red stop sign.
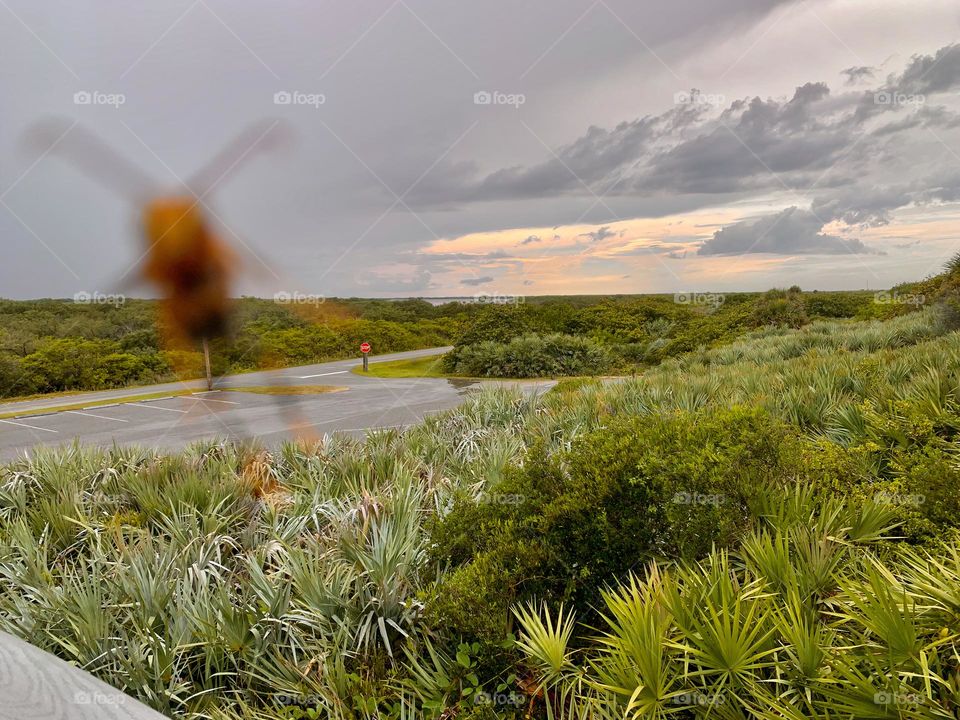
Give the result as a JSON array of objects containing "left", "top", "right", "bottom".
[{"left": 360, "top": 342, "right": 371, "bottom": 354}]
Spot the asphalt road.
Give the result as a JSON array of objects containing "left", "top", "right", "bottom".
[{"left": 0, "top": 348, "right": 554, "bottom": 461}]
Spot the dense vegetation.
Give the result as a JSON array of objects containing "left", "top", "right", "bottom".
[
  {"left": 3, "top": 264, "right": 960, "bottom": 717},
  {"left": 0, "top": 287, "right": 882, "bottom": 398},
  {"left": 442, "top": 288, "right": 884, "bottom": 377},
  {"left": 0, "top": 298, "right": 458, "bottom": 398}
]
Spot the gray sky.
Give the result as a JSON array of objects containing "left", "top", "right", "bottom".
[{"left": 2, "top": 0, "right": 960, "bottom": 299}]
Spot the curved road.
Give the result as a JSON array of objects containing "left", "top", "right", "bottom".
[{"left": 0, "top": 348, "right": 553, "bottom": 461}]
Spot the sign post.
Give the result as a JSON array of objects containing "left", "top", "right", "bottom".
[{"left": 360, "top": 342, "right": 371, "bottom": 372}]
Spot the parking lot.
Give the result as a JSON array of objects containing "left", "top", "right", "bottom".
[{"left": 0, "top": 349, "right": 471, "bottom": 460}]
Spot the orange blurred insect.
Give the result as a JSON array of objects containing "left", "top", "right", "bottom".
[{"left": 24, "top": 119, "right": 287, "bottom": 386}]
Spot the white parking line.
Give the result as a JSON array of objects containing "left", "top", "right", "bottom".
[
  {"left": 66, "top": 410, "right": 128, "bottom": 422},
  {"left": 127, "top": 402, "right": 187, "bottom": 413},
  {"left": 0, "top": 418, "right": 58, "bottom": 433},
  {"left": 297, "top": 370, "right": 349, "bottom": 379},
  {"left": 191, "top": 396, "right": 241, "bottom": 405}
]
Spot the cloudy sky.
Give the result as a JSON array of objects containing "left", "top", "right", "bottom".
[{"left": 2, "top": 0, "right": 960, "bottom": 299}]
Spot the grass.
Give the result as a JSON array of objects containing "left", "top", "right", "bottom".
[
  {"left": 352, "top": 354, "right": 601, "bottom": 383},
  {"left": 352, "top": 354, "right": 450, "bottom": 378},
  {"left": 223, "top": 385, "right": 346, "bottom": 396}
]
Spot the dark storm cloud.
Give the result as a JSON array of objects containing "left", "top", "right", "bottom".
[
  {"left": 698, "top": 207, "right": 880, "bottom": 256},
  {"left": 893, "top": 43, "right": 960, "bottom": 96},
  {"left": 854, "top": 43, "right": 960, "bottom": 120},
  {"left": 521, "top": 234, "right": 541, "bottom": 245},
  {"left": 472, "top": 117, "right": 660, "bottom": 201},
  {"left": 460, "top": 276, "right": 494, "bottom": 286},
  {"left": 842, "top": 66, "right": 877, "bottom": 85},
  {"left": 409, "top": 41, "right": 960, "bottom": 258},
  {"left": 810, "top": 169, "right": 960, "bottom": 227},
  {"left": 634, "top": 83, "right": 852, "bottom": 195}
]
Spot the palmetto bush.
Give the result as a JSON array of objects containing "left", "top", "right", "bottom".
[
  {"left": 513, "top": 498, "right": 960, "bottom": 719},
  {"left": 0, "top": 424, "right": 537, "bottom": 719}
]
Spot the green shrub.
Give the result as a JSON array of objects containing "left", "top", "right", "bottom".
[
  {"left": 749, "top": 290, "right": 808, "bottom": 328},
  {"left": 444, "top": 333, "right": 611, "bottom": 377},
  {"left": 21, "top": 338, "right": 157, "bottom": 392},
  {"left": 427, "top": 407, "right": 797, "bottom": 640},
  {"left": 453, "top": 303, "right": 539, "bottom": 347},
  {"left": 887, "top": 445, "right": 960, "bottom": 544}
]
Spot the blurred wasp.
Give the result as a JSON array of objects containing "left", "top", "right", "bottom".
[
  {"left": 24, "top": 119, "right": 288, "bottom": 388},
  {"left": 22, "top": 118, "right": 328, "bottom": 447}
]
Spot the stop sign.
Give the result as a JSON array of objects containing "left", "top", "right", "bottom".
[{"left": 360, "top": 342, "right": 371, "bottom": 354}]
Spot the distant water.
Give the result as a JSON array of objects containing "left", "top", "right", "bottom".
[{"left": 385, "top": 297, "right": 484, "bottom": 306}]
